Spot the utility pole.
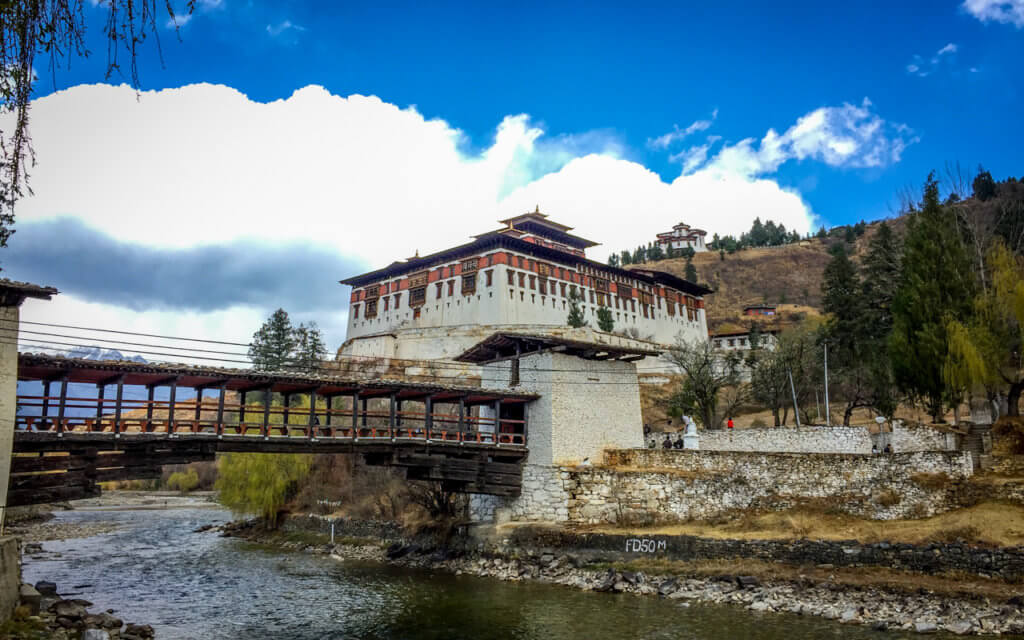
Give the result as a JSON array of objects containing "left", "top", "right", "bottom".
[
  {"left": 788, "top": 367, "right": 801, "bottom": 428},
  {"left": 824, "top": 342, "right": 831, "bottom": 426}
]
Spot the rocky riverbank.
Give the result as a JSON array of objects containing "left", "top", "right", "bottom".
[
  {"left": 4, "top": 579, "right": 155, "bottom": 640},
  {"left": 216, "top": 519, "right": 1024, "bottom": 637}
]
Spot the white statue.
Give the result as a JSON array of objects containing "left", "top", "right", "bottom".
[{"left": 683, "top": 417, "right": 699, "bottom": 450}]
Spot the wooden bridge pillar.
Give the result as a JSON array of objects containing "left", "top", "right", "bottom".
[
  {"left": 425, "top": 395, "right": 434, "bottom": 440},
  {"left": 145, "top": 384, "right": 155, "bottom": 432},
  {"left": 113, "top": 376, "right": 125, "bottom": 436},
  {"left": 56, "top": 376, "right": 69, "bottom": 436},
  {"left": 262, "top": 386, "right": 272, "bottom": 438},
  {"left": 216, "top": 382, "right": 226, "bottom": 435},
  {"left": 307, "top": 388, "right": 319, "bottom": 439}
]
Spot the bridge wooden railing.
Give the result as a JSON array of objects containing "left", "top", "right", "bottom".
[{"left": 15, "top": 395, "right": 527, "bottom": 446}]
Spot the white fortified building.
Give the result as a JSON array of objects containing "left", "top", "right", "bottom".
[{"left": 339, "top": 209, "right": 711, "bottom": 364}]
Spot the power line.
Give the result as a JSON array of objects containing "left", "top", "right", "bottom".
[
  {"left": 2, "top": 318, "right": 684, "bottom": 375},
  {"left": 13, "top": 320, "right": 253, "bottom": 347},
  {"left": 10, "top": 339, "right": 670, "bottom": 386}
]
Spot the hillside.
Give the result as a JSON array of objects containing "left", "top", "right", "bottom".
[{"left": 632, "top": 237, "right": 843, "bottom": 331}]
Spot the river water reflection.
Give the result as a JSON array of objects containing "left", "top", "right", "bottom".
[{"left": 23, "top": 507, "right": 949, "bottom": 640}]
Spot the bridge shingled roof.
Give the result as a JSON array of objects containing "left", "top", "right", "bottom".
[{"left": 16, "top": 353, "right": 536, "bottom": 404}]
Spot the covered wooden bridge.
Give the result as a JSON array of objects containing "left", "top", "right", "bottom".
[{"left": 11, "top": 354, "right": 536, "bottom": 506}]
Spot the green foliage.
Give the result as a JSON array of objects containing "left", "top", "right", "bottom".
[
  {"left": 292, "top": 321, "right": 328, "bottom": 372},
  {"left": 890, "top": 172, "right": 977, "bottom": 420},
  {"left": 607, "top": 253, "right": 620, "bottom": 268},
  {"left": 249, "top": 309, "right": 328, "bottom": 374},
  {"left": 944, "top": 241, "right": 1024, "bottom": 415},
  {"left": 973, "top": 166, "right": 997, "bottom": 201},
  {"left": 566, "top": 290, "right": 587, "bottom": 328},
  {"left": 685, "top": 257, "right": 698, "bottom": 282},
  {"left": 249, "top": 309, "right": 298, "bottom": 371},
  {"left": 597, "top": 305, "right": 614, "bottom": 332},
  {"left": 816, "top": 226, "right": 827, "bottom": 238},
  {"left": 619, "top": 250, "right": 632, "bottom": 266},
  {"left": 167, "top": 468, "right": 199, "bottom": 493},
  {"left": 216, "top": 453, "right": 312, "bottom": 527},
  {"left": 648, "top": 243, "right": 664, "bottom": 261}
]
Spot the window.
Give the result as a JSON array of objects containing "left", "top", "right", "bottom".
[
  {"left": 485, "top": 270, "right": 493, "bottom": 286},
  {"left": 462, "top": 273, "right": 476, "bottom": 294},
  {"left": 507, "top": 270, "right": 515, "bottom": 285},
  {"left": 352, "top": 304, "right": 360, "bottom": 319},
  {"left": 560, "top": 283, "right": 567, "bottom": 297},
  {"left": 461, "top": 258, "right": 479, "bottom": 272},
  {"left": 394, "top": 293, "right": 401, "bottom": 308},
  {"left": 728, "top": 339, "right": 735, "bottom": 347},
  {"left": 539, "top": 279, "right": 547, "bottom": 295},
  {"left": 529, "top": 275, "right": 536, "bottom": 290},
  {"left": 715, "top": 340, "right": 721, "bottom": 348},
  {"left": 383, "top": 297, "right": 389, "bottom": 312},
  {"left": 435, "top": 282, "right": 443, "bottom": 298},
  {"left": 409, "top": 271, "right": 428, "bottom": 288},
  {"left": 519, "top": 273, "right": 526, "bottom": 287},
  {"left": 589, "top": 291, "right": 595, "bottom": 304},
  {"left": 365, "top": 300, "right": 378, "bottom": 318},
  {"left": 447, "top": 280, "right": 455, "bottom": 296},
  {"left": 409, "top": 287, "right": 426, "bottom": 306},
  {"left": 364, "top": 285, "right": 380, "bottom": 300}
]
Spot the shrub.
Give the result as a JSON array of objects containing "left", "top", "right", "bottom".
[
  {"left": 926, "top": 526, "right": 983, "bottom": 544},
  {"left": 167, "top": 468, "right": 199, "bottom": 493},
  {"left": 911, "top": 472, "right": 951, "bottom": 490},
  {"left": 216, "top": 453, "right": 312, "bottom": 527}
]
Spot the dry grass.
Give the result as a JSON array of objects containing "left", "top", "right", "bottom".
[
  {"left": 588, "top": 502, "right": 1024, "bottom": 547},
  {"left": 588, "top": 556, "right": 1022, "bottom": 601},
  {"left": 911, "top": 472, "right": 952, "bottom": 490},
  {"left": 875, "top": 489, "right": 902, "bottom": 507}
]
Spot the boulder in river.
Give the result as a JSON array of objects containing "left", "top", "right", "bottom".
[
  {"left": 34, "top": 580, "right": 57, "bottom": 596},
  {"left": 82, "top": 629, "right": 111, "bottom": 640},
  {"left": 50, "top": 599, "right": 88, "bottom": 619}
]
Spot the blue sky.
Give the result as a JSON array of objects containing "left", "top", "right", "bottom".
[
  {"left": 44, "top": 0, "right": 1024, "bottom": 225},
  {"left": 5, "top": 0, "right": 1024, "bottom": 351}
]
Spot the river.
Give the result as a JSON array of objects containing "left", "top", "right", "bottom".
[{"left": 23, "top": 506, "right": 946, "bottom": 639}]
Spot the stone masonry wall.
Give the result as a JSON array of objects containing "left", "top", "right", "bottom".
[
  {"left": 469, "top": 464, "right": 571, "bottom": 524},
  {"left": 568, "top": 450, "right": 975, "bottom": 524},
  {"left": 644, "top": 423, "right": 957, "bottom": 454},
  {"left": 471, "top": 450, "right": 976, "bottom": 525}
]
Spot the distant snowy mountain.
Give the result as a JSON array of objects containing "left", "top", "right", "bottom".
[{"left": 65, "top": 345, "right": 147, "bottom": 363}]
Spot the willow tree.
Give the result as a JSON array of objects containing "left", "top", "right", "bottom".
[
  {"left": 216, "top": 452, "right": 312, "bottom": 527},
  {"left": 1, "top": 0, "right": 192, "bottom": 249},
  {"left": 945, "top": 241, "right": 1024, "bottom": 418}
]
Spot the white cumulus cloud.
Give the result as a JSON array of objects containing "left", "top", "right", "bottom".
[
  {"left": 6, "top": 84, "right": 845, "bottom": 347},
  {"left": 702, "top": 98, "right": 916, "bottom": 177},
  {"left": 648, "top": 109, "right": 718, "bottom": 149},
  {"left": 962, "top": 0, "right": 1024, "bottom": 27}
]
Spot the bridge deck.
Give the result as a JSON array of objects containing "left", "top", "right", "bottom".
[{"left": 11, "top": 354, "right": 536, "bottom": 505}]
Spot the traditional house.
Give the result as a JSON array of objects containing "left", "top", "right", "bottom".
[
  {"left": 339, "top": 209, "right": 712, "bottom": 365},
  {"left": 743, "top": 304, "right": 777, "bottom": 317},
  {"left": 655, "top": 222, "right": 708, "bottom": 253}
]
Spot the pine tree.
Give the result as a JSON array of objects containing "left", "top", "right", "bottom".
[
  {"left": 292, "top": 322, "right": 328, "bottom": 373},
  {"left": 890, "top": 173, "right": 977, "bottom": 420},
  {"left": 607, "top": 254, "right": 620, "bottom": 268},
  {"left": 249, "top": 309, "right": 297, "bottom": 372},
  {"left": 973, "top": 166, "right": 997, "bottom": 201},
  {"left": 566, "top": 290, "right": 587, "bottom": 328},
  {"left": 861, "top": 221, "right": 902, "bottom": 341},
  {"left": 597, "top": 305, "right": 614, "bottom": 332},
  {"left": 685, "top": 257, "right": 698, "bottom": 282},
  {"left": 620, "top": 250, "right": 632, "bottom": 266},
  {"left": 821, "top": 245, "right": 863, "bottom": 356}
]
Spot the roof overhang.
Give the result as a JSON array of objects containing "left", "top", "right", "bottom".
[
  {"left": 0, "top": 279, "right": 59, "bottom": 306},
  {"left": 454, "top": 332, "right": 661, "bottom": 364}
]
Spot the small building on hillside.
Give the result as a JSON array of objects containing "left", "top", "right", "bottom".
[
  {"left": 743, "top": 304, "right": 777, "bottom": 317},
  {"left": 655, "top": 222, "right": 707, "bottom": 253},
  {"left": 710, "top": 328, "right": 779, "bottom": 353}
]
